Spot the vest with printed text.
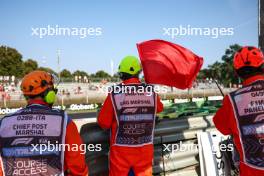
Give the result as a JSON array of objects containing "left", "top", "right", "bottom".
[
  {"left": 111, "top": 83, "right": 157, "bottom": 147},
  {"left": 0, "top": 104, "right": 67, "bottom": 176},
  {"left": 229, "top": 80, "right": 264, "bottom": 169}
]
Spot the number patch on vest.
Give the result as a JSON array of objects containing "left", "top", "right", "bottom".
[
  {"left": 0, "top": 106, "right": 66, "bottom": 176},
  {"left": 111, "top": 84, "right": 156, "bottom": 146}
]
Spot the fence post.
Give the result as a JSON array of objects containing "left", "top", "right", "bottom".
[
  {"left": 61, "top": 96, "right": 64, "bottom": 107},
  {"left": 86, "top": 95, "right": 89, "bottom": 104},
  {"left": 86, "top": 90, "right": 89, "bottom": 104}
]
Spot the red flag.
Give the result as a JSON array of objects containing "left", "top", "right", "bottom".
[{"left": 137, "top": 39, "right": 203, "bottom": 89}]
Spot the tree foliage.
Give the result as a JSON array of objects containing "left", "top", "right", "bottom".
[
  {"left": 92, "top": 70, "right": 111, "bottom": 78},
  {"left": 0, "top": 46, "right": 114, "bottom": 80},
  {"left": 60, "top": 69, "right": 72, "bottom": 78},
  {"left": 0, "top": 46, "right": 24, "bottom": 77},
  {"left": 38, "top": 67, "right": 57, "bottom": 76},
  {"left": 24, "top": 59, "right": 38, "bottom": 74},
  {"left": 72, "top": 70, "right": 89, "bottom": 77},
  {"left": 198, "top": 44, "right": 242, "bottom": 86},
  {"left": 1, "top": 44, "right": 244, "bottom": 85}
]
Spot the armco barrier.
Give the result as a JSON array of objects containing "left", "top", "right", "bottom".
[
  {"left": 81, "top": 116, "right": 214, "bottom": 144},
  {"left": 153, "top": 155, "right": 199, "bottom": 173},
  {"left": 80, "top": 115, "right": 216, "bottom": 175},
  {"left": 165, "top": 166, "right": 199, "bottom": 176},
  {"left": 0, "top": 88, "right": 234, "bottom": 108},
  {"left": 154, "top": 127, "right": 216, "bottom": 144}
]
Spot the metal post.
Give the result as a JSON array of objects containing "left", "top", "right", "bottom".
[
  {"left": 161, "top": 136, "right": 166, "bottom": 176},
  {"left": 259, "top": 0, "right": 264, "bottom": 53}
]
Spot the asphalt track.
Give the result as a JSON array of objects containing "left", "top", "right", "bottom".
[{"left": 68, "top": 111, "right": 97, "bottom": 119}]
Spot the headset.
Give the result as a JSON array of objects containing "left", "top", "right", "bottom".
[
  {"left": 43, "top": 87, "right": 58, "bottom": 104},
  {"left": 41, "top": 79, "right": 58, "bottom": 105}
]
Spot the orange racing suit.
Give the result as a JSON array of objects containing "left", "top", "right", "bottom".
[{"left": 97, "top": 78, "right": 163, "bottom": 176}]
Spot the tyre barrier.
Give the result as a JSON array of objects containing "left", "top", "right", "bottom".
[{"left": 80, "top": 115, "right": 216, "bottom": 175}]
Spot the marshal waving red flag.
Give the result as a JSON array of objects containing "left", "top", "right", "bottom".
[{"left": 137, "top": 39, "right": 203, "bottom": 89}]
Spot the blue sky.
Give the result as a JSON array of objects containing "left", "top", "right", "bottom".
[{"left": 0, "top": 0, "right": 258, "bottom": 74}]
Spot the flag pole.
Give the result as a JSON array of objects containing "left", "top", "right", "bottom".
[{"left": 213, "top": 80, "right": 224, "bottom": 97}]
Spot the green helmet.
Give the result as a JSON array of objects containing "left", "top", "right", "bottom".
[{"left": 118, "top": 56, "right": 141, "bottom": 75}]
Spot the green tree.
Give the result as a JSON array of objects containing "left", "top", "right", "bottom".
[
  {"left": 38, "top": 67, "right": 58, "bottom": 76},
  {"left": 0, "top": 46, "right": 24, "bottom": 77},
  {"left": 222, "top": 44, "right": 241, "bottom": 63},
  {"left": 60, "top": 69, "right": 72, "bottom": 78},
  {"left": 72, "top": 70, "right": 89, "bottom": 77},
  {"left": 208, "top": 61, "right": 223, "bottom": 82},
  {"left": 23, "top": 59, "right": 38, "bottom": 75},
  {"left": 93, "top": 70, "right": 111, "bottom": 78},
  {"left": 221, "top": 44, "right": 242, "bottom": 86},
  {"left": 197, "top": 68, "right": 211, "bottom": 80},
  {"left": 198, "top": 44, "right": 242, "bottom": 86}
]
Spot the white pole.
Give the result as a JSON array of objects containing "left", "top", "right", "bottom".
[{"left": 57, "top": 49, "right": 61, "bottom": 80}]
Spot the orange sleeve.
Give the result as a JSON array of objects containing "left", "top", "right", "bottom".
[
  {"left": 64, "top": 120, "right": 88, "bottom": 176},
  {"left": 97, "top": 94, "right": 114, "bottom": 129},
  {"left": 156, "top": 95, "right": 164, "bottom": 113},
  {"left": 213, "top": 95, "right": 232, "bottom": 135}
]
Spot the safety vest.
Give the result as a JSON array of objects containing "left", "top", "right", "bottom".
[
  {"left": 229, "top": 80, "right": 264, "bottom": 170},
  {"left": 0, "top": 104, "right": 67, "bottom": 176},
  {"left": 111, "top": 83, "right": 157, "bottom": 147}
]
